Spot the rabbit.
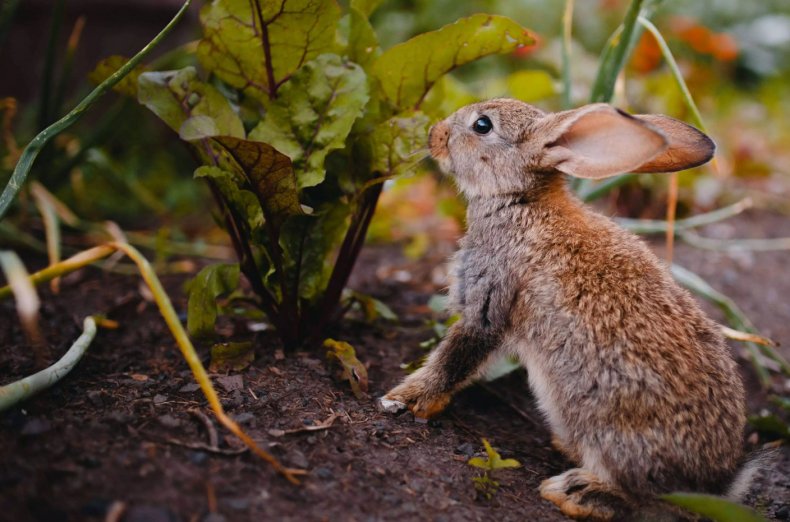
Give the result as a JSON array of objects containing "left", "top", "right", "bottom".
[{"left": 380, "top": 99, "right": 757, "bottom": 520}]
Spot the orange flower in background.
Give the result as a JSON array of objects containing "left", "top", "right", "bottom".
[
  {"left": 630, "top": 17, "right": 739, "bottom": 74},
  {"left": 599, "top": 0, "right": 626, "bottom": 10},
  {"left": 709, "top": 33, "right": 738, "bottom": 62},
  {"left": 671, "top": 16, "right": 739, "bottom": 62},
  {"left": 631, "top": 31, "right": 662, "bottom": 73}
]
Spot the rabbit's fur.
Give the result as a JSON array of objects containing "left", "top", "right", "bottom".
[{"left": 383, "top": 99, "right": 750, "bottom": 520}]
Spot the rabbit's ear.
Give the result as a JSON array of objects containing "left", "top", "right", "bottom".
[
  {"left": 630, "top": 114, "right": 715, "bottom": 173},
  {"left": 540, "top": 105, "right": 668, "bottom": 179}
]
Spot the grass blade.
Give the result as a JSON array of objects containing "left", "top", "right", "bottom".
[
  {"left": 561, "top": 0, "right": 575, "bottom": 109},
  {"left": 662, "top": 493, "right": 768, "bottom": 522},
  {"left": 0, "top": 0, "right": 22, "bottom": 50},
  {"left": 590, "top": 0, "right": 644, "bottom": 103},
  {"left": 38, "top": 0, "right": 65, "bottom": 130},
  {"left": 637, "top": 16, "right": 705, "bottom": 129},
  {"left": 0, "top": 250, "right": 46, "bottom": 366},
  {"left": 0, "top": 317, "right": 96, "bottom": 412},
  {"left": 30, "top": 182, "right": 63, "bottom": 292},
  {"left": 0, "top": 0, "right": 193, "bottom": 221}
]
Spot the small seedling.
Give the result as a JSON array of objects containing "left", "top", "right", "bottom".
[{"left": 467, "top": 438, "right": 521, "bottom": 500}]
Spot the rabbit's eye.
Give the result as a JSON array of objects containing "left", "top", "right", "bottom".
[{"left": 472, "top": 116, "right": 493, "bottom": 135}]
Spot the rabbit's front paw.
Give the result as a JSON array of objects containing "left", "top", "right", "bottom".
[
  {"left": 380, "top": 375, "right": 451, "bottom": 420},
  {"left": 540, "top": 468, "right": 624, "bottom": 521}
]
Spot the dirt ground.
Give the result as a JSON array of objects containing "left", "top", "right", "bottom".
[{"left": 0, "top": 211, "right": 789, "bottom": 522}]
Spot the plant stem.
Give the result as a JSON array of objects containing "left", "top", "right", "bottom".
[
  {"left": 590, "top": 0, "right": 643, "bottom": 103},
  {"left": 580, "top": 173, "right": 636, "bottom": 202},
  {"left": 637, "top": 16, "right": 705, "bottom": 130},
  {"left": 0, "top": 316, "right": 96, "bottom": 412},
  {"left": 0, "top": 0, "right": 193, "bottom": 221},
  {"left": 309, "top": 183, "right": 383, "bottom": 344},
  {"left": 561, "top": 0, "right": 575, "bottom": 109},
  {"left": 38, "top": 0, "right": 65, "bottom": 130}
]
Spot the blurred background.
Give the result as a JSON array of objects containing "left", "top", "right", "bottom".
[{"left": 1, "top": 0, "right": 788, "bottom": 246}]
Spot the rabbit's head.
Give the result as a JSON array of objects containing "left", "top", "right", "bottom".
[{"left": 429, "top": 98, "right": 715, "bottom": 198}]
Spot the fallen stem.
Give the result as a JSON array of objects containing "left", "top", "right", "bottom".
[
  {"left": 670, "top": 263, "right": 789, "bottom": 385},
  {"left": 617, "top": 198, "right": 753, "bottom": 234},
  {"left": 679, "top": 230, "right": 790, "bottom": 252},
  {"left": 0, "top": 316, "right": 96, "bottom": 411},
  {"left": 0, "top": 243, "right": 303, "bottom": 483},
  {"left": 0, "top": 0, "right": 193, "bottom": 220},
  {"left": 0, "top": 250, "right": 45, "bottom": 365},
  {"left": 720, "top": 326, "right": 777, "bottom": 348}
]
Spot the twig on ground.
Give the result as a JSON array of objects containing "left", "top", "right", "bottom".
[
  {"left": 190, "top": 408, "right": 219, "bottom": 448},
  {"left": 268, "top": 412, "right": 340, "bottom": 438},
  {"left": 158, "top": 436, "right": 248, "bottom": 456}
]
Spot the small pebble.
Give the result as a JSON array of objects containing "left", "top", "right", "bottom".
[
  {"left": 188, "top": 451, "right": 208, "bottom": 465},
  {"left": 157, "top": 414, "right": 181, "bottom": 429},
  {"left": 125, "top": 505, "right": 177, "bottom": 522},
  {"left": 776, "top": 505, "right": 789, "bottom": 520},
  {"left": 231, "top": 412, "right": 254, "bottom": 424},
  {"left": 455, "top": 442, "right": 475, "bottom": 457},
  {"left": 315, "top": 467, "right": 333, "bottom": 480},
  {"left": 21, "top": 418, "right": 51, "bottom": 436},
  {"left": 288, "top": 450, "right": 309, "bottom": 469},
  {"left": 226, "top": 498, "right": 250, "bottom": 511}
]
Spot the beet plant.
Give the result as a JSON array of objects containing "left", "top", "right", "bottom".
[{"left": 130, "top": 1, "right": 536, "bottom": 349}]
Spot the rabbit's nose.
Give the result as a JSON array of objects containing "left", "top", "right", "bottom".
[{"left": 429, "top": 121, "right": 451, "bottom": 159}]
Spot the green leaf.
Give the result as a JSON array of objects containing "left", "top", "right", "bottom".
[
  {"left": 209, "top": 136, "right": 303, "bottom": 232},
  {"left": 350, "top": 0, "right": 382, "bottom": 17},
  {"left": 249, "top": 54, "right": 369, "bottom": 188},
  {"left": 324, "top": 338, "right": 368, "bottom": 398},
  {"left": 372, "top": 14, "right": 536, "bottom": 110},
  {"left": 506, "top": 70, "right": 556, "bottom": 102},
  {"left": 347, "top": 290, "right": 398, "bottom": 322},
  {"left": 346, "top": 8, "right": 381, "bottom": 70},
  {"left": 419, "top": 75, "right": 477, "bottom": 119},
  {"left": 467, "top": 457, "right": 490, "bottom": 470},
  {"left": 469, "top": 438, "right": 521, "bottom": 472},
  {"left": 137, "top": 67, "right": 244, "bottom": 139},
  {"left": 662, "top": 493, "right": 768, "bottom": 522},
  {"left": 194, "top": 166, "right": 264, "bottom": 232},
  {"left": 197, "top": 0, "right": 342, "bottom": 103},
  {"left": 772, "top": 395, "right": 790, "bottom": 411},
  {"left": 280, "top": 203, "right": 351, "bottom": 302},
  {"left": 209, "top": 341, "right": 254, "bottom": 372},
  {"left": 748, "top": 412, "right": 790, "bottom": 440},
  {"left": 369, "top": 111, "right": 431, "bottom": 176},
  {"left": 187, "top": 263, "right": 240, "bottom": 338},
  {"left": 89, "top": 55, "right": 146, "bottom": 97}
]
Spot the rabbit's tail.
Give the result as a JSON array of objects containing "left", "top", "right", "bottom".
[{"left": 725, "top": 448, "right": 778, "bottom": 501}]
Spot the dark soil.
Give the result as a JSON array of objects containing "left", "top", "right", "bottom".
[{"left": 1, "top": 211, "right": 789, "bottom": 522}]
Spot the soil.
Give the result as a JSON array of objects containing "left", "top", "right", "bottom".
[{"left": 1, "top": 211, "right": 789, "bottom": 522}]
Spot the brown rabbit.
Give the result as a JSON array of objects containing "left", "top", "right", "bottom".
[{"left": 381, "top": 99, "right": 757, "bottom": 520}]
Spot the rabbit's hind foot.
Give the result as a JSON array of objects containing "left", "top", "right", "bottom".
[{"left": 540, "top": 468, "right": 626, "bottom": 521}]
